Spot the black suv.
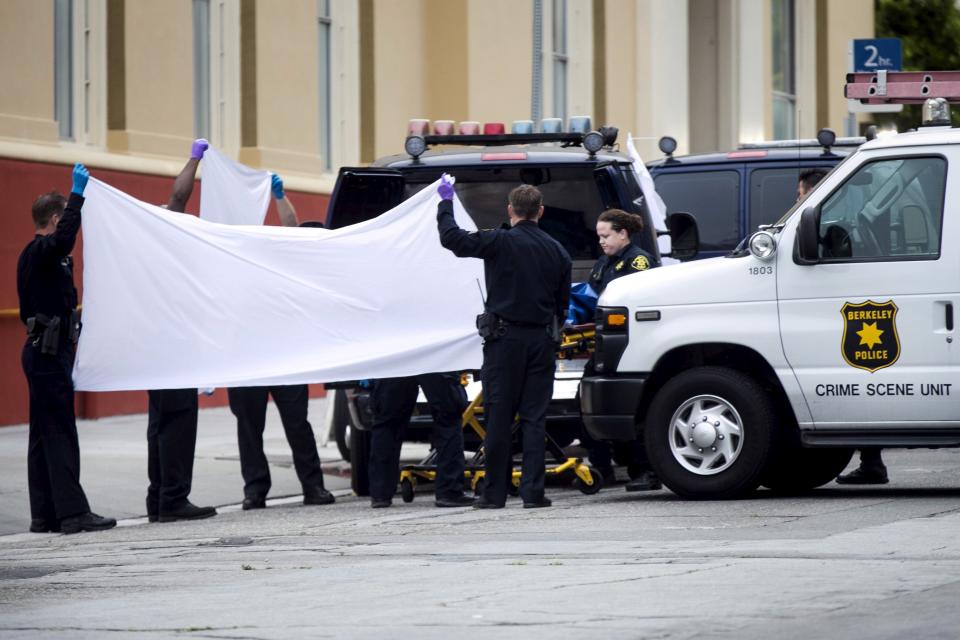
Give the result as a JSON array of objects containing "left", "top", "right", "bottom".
[
  {"left": 323, "top": 125, "right": 697, "bottom": 494},
  {"left": 648, "top": 130, "right": 865, "bottom": 259}
]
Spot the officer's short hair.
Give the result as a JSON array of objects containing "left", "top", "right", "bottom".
[
  {"left": 31, "top": 192, "right": 67, "bottom": 229},
  {"left": 598, "top": 208, "right": 643, "bottom": 234},
  {"left": 509, "top": 184, "right": 543, "bottom": 219},
  {"left": 799, "top": 168, "right": 828, "bottom": 193}
]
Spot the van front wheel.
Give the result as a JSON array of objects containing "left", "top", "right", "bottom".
[{"left": 645, "top": 367, "right": 776, "bottom": 500}]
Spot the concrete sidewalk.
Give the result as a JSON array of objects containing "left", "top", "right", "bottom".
[{"left": 0, "top": 397, "right": 370, "bottom": 536}]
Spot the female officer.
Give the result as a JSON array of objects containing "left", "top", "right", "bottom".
[{"left": 583, "top": 209, "right": 661, "bottom": 492}]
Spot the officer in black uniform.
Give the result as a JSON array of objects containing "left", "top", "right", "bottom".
[
  {"left": 368, "top": 374, "right": 473, "bottom": 508},
  {"left": 229, "top": 174, "right": 335, "bottom": 510},
  {"left": 17, "top": 163, "right": 116, "bottom": 534},
  {"left": 584, "top": 208, "right": 662, "bottom": 492},
  {"left": 438, "top": 176, "right": 571, "bottom": 509},
  {"left": 146, "top": 139, "right": 217, "bottom": 523}
]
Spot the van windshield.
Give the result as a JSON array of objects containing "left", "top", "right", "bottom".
[{"left": 404, "top": 166, "right": 607, "bottom": 262}]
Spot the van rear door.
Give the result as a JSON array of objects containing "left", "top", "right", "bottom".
[{"left": 326, "top": 168, "right": 405, "bottom": 229}]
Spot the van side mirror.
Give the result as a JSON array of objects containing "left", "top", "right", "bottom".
[
  {"left": 664, "top": 212, "right": 699, "bottom": 261},
  {"left": 795, "top": 206, "right": 821, "bottom": 264}
]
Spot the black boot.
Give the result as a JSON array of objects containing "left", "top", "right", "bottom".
[
  {"left": 29, "top": 518, "right": 61, "bottom": 533},
  {"left": 303, "top": 487, "right": 336, "bottom": 505},
  {"left": 625, "top": 470, "right": 662, "bottom": 492},
  {"left": 61, "top": 512, "right": 117, "bottom": 534},
  {"left": 158, "top": 501, "right": 217, "bottom": 522},
  {"left": 836, "top": 465, "right": 889, "bottom": 485}
]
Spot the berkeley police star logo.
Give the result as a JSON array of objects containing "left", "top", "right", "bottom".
[{"left": 840, "top": 300, "right": 900, "bottom": 373}]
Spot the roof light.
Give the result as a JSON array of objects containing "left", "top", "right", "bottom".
[
  {"left": 511, "top": 120, "right": 534, "bottom": 134},
  {"left": 433, "top": 120, "right": 455, "bottom": 135},
  {"left": 407, "top": 119, "right": 430, "bottom": 136},
  {"left": 658, "top": 136, "right": 677, "bottom": 156},
  {"left": 404, "top": 135, "right": 426, "bottom": 159},
  {"left": 540, "top": 118, "right": 563, "bottom": 133},
  {"left": 483, "top": 122, "right": 505, "bottom": 135},
  {"left": 816, "top": 127, "right": 836, "bottom": 150},
  {"left": 922, "top": 97, "right": 951, "bottom": 126},
  {"left": 482, "top": 152, "right": 527, "bottom": 161},
  {"left": 459, "top": 121, "right": 480, "bottom": 135},
  {"left": 583, "top": 131, "right": 604, "bottom": 154},
  {"left": 568, "top": 116, "right": 592, "bottom": 133},
  {"left": 876, "top": 126, "right": 899, "bottom": 139},
  {"left": 726, "top": 150, "right": 768, "bottom": 159}
]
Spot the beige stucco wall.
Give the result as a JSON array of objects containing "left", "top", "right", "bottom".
[
  {"left": 116, "top": 0, "right": 194, "bottom": 157},
  {"left": 0, "top": 0, "right": 58, "bottom": 141},
  {"left": 823, "top": 0, "right": 874, "bottom": 133},
  {"left": 604, "top": 0, "right": 638, "bottom": 140}
]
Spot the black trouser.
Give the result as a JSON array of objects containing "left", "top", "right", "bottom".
[
  {"left": 579, "top": 428, "right": 651, "bottom": 479},
  {"left": 227, "top": 385, "right": 325, "bottom": 499},
  {"left": 369, "top": 374, "right": 467, "bottom": 501},
  {"left": 147, "top": 389, "right": 199, "bottom": 514},
  {"left": 481, "top": 326, "right": 555, "bottom": 505},
  {"left": 22, "top": 341, "right": 90, "bottom": 521},
  {"left": 858, "top": 447, "right": 886, "bottom": 468}
]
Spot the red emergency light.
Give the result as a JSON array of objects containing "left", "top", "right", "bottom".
[
  {"left": 459, "top": 121, "right": 480, "bottom": 135},
  {"left": 481, "top": 152, "right": 527, "bottom": 161},
  {"left": 483, "top": 122, "right": 506, "bottom": 135},
  {"left": 407, "top": 119, "right": 430, "bottom": 136},
  {"left": 726, "top": 150, "right": 768, "bottom": 159}
]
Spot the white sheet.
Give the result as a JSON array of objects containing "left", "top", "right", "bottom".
[
  {"left": 199, "top": 146, "right": 271, "bottom": 225},
  {"left": 627, "top": 133, "right": 672, "bottom": 257},
  {"left": 73, "top": 179, "right": 485, "bottom": 391}
]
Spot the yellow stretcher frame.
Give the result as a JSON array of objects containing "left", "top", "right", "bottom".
[{"left": 398, "top": 325, "right": 602, "bottom": 502}]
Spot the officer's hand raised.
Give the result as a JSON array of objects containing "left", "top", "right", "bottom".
[
  {"left": 71, "top": 163, "right": 89, "bottom": 196},
  {"left": 190, "top": 138, "right": 209, "bottom": 160},
  {"left": 271, "top": 173, "right": 285, "bottom": 200},
  {"left": 438, "top": 173, "right": 456, "bottom": 201}
]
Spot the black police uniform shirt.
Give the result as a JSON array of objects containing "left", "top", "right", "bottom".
[
  {"left": 17, "top": 193, "right": 83, "bottom": 326},
  {"left": 437, "top": 199, "right": 571, "bottom": 326},
  {"left": 589, "top": 242, "right": 655, "bottom": 295}
]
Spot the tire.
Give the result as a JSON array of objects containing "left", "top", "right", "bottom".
[
  {"left": 400, "top": 478, "right": 415, "bottom": 503},
  {"left": 333, "top": 390, "right": 352, "bottom": 463},
  {"left": 349, "top": 426, "right": 372, "bottom": 497},
  {"left": 761, "top": 447, "right": 854, "bottom": 494},
  {"left": 573, "top": 466, "right": 604, "bottom": 495},
  {"left": 645, "top": 367, "right": 777, "bottom": 500}
]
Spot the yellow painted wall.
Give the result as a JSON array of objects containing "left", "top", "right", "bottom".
[
  {"left": 465, "top": 0, "right": 532, "bottom": 125},
  {"left": 0, "top": 0, "right": 58, "bottom": 141}
]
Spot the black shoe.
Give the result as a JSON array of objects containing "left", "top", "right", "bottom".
[
  {"left": 61, "top": 512, "right": 117, "bottom": 534},
  {"left": 435, "top": 494, "right": 476, "bottom": 508},
  {"left": 29, "top": 518, "right": 61, "bottom": 533},
  {"left": 158, "top": 502, "right": 217, "bottom": 522},
  {"left": 836, "top": 466, "right": 889, "bottom": 485},
  {"left": 146, "top": 498, "right": 159, "bottom": 523},
  {"left": 303, "top": 487, "right": 336, "bottom": 506},
  {"left": 370, "top": 497, "right": 392, "bottom": 509},
  {"left": 473, "top": 498, "right": 505, "bottom": 509},
  {"left": 522, "top": 497, "right": 553, "bottom": 509},
  {"left": 625, "top": 471, "right": 663, "bottom": 492},
  {"left": 242, "top": 496, "right": 267, "bottom": 510}
]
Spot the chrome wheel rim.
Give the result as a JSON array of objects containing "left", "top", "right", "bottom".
[{"left": 667, "top": 395, "right": 744, "bottom": 476}]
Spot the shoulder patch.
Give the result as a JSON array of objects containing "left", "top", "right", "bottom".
[{"left": 631, "top": 255, "right": 650, "bottom": 271}]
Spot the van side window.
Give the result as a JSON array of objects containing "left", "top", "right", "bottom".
[
  {"left": 654, "top": 170, "right": 740, "bottom": 251},
  {"left": 818, "top": 157, "right": 946, "bottom": 261}
]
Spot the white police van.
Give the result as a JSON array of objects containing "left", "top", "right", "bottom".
[{"left": 581, "top": 80, "right": 960, "bottom": 499}]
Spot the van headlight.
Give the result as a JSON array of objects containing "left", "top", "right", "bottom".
[{"left": 749, "top": 231, "right": 777, "bottom": 260}]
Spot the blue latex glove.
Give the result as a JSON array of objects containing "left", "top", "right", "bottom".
[
  {"left": 71, "top": 163, "right": 89, "bottom": 196},
  {"left": 190, "top": 138, "right": 209, "bottom": 160},
  {"left": 438, "top": 173, "right": 456, "bottom": 201},
  {"left": 271, "top": 173, "right": 285, "bottom": 200}
]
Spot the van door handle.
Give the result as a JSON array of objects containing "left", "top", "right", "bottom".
[{"left": 947, "top": 303, "right": 954, "bottom": 332}]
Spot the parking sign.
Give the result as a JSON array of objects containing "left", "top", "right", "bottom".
[{"left": 853, "top": 38, "right": 902, "bottom": 73}]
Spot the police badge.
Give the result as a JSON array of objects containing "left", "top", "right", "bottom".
[
  {"left": 840, "top": 300, "right": 900, "bottom": 373},
  {"left": 631, "top": 255, "right": 649, "bottom": 271}
]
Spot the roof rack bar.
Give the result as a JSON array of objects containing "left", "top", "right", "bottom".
[
  {"left": 846, "top": 70, "right": 960, "bottom": 104},
  {"left": 739, "top": 136, "right": 865, "bottom": 150}
]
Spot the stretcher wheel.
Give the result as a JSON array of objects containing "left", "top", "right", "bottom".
[
  {"left": 573, "top": 466, "right": 604, "bottom": 495},
  {"left": 400, "top": 478, "right": 415, "bottom": 503}
]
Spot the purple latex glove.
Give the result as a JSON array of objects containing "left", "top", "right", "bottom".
[
  {"left": 190, "top": 138, "right": 209, "bottom": 160},
  {"left": 438, "top": 173, "right": 456, "bottom": 201}
]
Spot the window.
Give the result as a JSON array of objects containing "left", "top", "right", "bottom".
[
  {"left": 655, "top": 171, "right": 741, "bottom": 251},
  {"left": 749, "top": 167, "right": 832, "bottom": 232},
  {"left": 818, "top": 157, "right": 946, "bottom": 261},
  {"left": 552, "top": 0, "right": 568, "bottom": 124},
  {"left": 193, "top": 0, "right": 211, "bottom": 139},
  {"left": 54, "top": 0, "right": 74, "bottom": 140},
  {"left": 318, "top": 0, "right": 332, "bottom": 170},
  {"left": 771, "top": 0, "right": 795, "bottom": 140}
]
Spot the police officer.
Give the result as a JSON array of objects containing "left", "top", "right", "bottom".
[
  {"left": 368, "top": 374, "right": 472, "bottom": 508},
  {"left": 584, "top": 209, "right": 662, "bottom": 492},
  {"left": 18, "top": 163, "right": 116, "bottom": 534},
  {"left": 146, "top": 139, "right": 217, "bottom": 523},
  {"left": 437, "top": 176, "right": 571, "bottom": 509},
  {"left": 228, "top": 174, "right": 335, "bottom": 510}
]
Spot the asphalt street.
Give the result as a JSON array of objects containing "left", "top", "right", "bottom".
[{"left": 1, "top": 404, "right": 959, "bottom": 639}]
